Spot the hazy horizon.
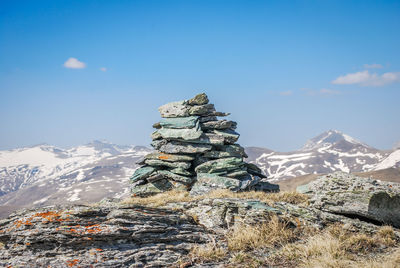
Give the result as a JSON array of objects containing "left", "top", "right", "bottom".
[{"left": 1, "top": 1, "right": 399, "bottom": 151}]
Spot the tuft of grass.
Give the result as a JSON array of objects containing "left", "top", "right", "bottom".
[
  {"left": 226, "top": 215, "right": 297, "bottom": 251},
  {"left": 189, "top": 243, "right": 227, "bottom": 263},
  {"left": 0, "top": 242, "right": 4, "bottom": 249},
  {"left": 121, "top": 188, "right": 309, "bottom": 208},
  {"left": 362, "top": 248, "right": 400, "bottom": 268},
  {"left": 272, "top": 224, "right": 400, "bottom": 268},
  {"left": 121, "top": 190, "right": 193, "bottom": 207}
]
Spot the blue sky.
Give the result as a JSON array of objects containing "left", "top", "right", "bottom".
[{"left": 0, "top": 0, "right": 399, "bottom": 151}]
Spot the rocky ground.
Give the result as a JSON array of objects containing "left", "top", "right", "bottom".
[{"left": 1, "top": 172, "right": 400, "bottom": 267}]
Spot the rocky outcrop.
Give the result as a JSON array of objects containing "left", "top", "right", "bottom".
[
  {"left": 1, "top": 172, "right": 400, "bottom": 267},
  {"left": 298, "top": 172, "right": 400, "bottom": 228},
  {"left": 0, "top": 203, "right": 211, "bottom": 267},
  {"left": 130, "top": 93, "right": 279, "bottom": 196}
]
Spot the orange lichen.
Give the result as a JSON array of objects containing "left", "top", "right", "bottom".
[
  {"left": 158, "top": 154, "right": 169, "bottom": 160},
  {"left": 95, "top": 248, "right": 103, "bottom": 251},
  {"left": 66, "top": 259, "right": 79, "bottom": 267}
]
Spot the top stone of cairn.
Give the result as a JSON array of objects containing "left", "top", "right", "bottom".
[{"left": 130, "top": 93, "right": 279, "bottom": 196}]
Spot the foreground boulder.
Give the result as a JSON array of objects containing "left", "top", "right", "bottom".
[
  {"left": 0, "top": 203, "right": 210, "bottom": 267},
  {"left": 298, "top": 172, "right": 400, "bottom": 228},
  {"left": 130, "top": 93, "right": 279, "bottom": 196}
]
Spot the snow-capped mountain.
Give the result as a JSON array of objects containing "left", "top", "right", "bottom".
[
  {"left": 246, "top": 130, "right": 394, "bottom": 181},
  {"left": 0, "top": 131, "right": 399, "bottom": 218},
  {"left": 0, "top": 141, "right": 151, "bottom": 217}
]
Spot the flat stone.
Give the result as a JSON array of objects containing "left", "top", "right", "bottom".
[
  {"left": 226, "top": 170, "right": 249, "bottom": 178},
  {"left": 214, "top": 144, "right": 248, "bottom": 158},
  {"left": 195, "top": 157, "right": 244, "bottom": 174},
  {"left": 158, "top": 100, "right": 190, "bottom": 118},
  {"left": 190, "top": 173, "right": 241, "bottom": 195},
  {"left": 151, "top": 131, "right": 162, "bottom": 140},
  {"left": 152, "top": 122, "right": 162, "bottom": 129},
  {"left": 157, "top": 170, "right": 195, "bottom": 185},
  {"left": 304, "top": 172, "right": 400, "bottom": 228},
  {"left": 201, "top": 120, "right": 237, "bottom": 130},
  {"left": 159, "top": 116, "right": 199, "bottom": 129},
  {"left": 157, "top": 141, "right": 212, "bottom": 154},
  {"left": 130, "top": 167, "right": 155, "bottom": 183},
  {"left": 188, "top": 104, "right": 215, "bottom": 116},
  {"left": 144, "top": 159, "right": 191, "bottom": 170},
  {"left": 187, "top": 93, "right": 209, "bottom": 105},
  {"left": 246, "top": 163, "right": 267, "bottom": 178},
  {"left": 131, "top": 179, "right": 187, "bottom": 196},
  {"left": 178, "top": 133, "right": 224, "bottom": 145},
  {"left": 168, "top": 167, "right": 194, "bottom": 176},
  {"left": 156, "top": 125, "right": 203, "bottom": 140},
  {"left": 212, "top": 129, "right": 240, "bottom": 144},
  {"left": 199, "top": 116, "right": 217, "bottom": 123},
  {"left": 145, "top": 152, "right": 194, "bottom": 162}
]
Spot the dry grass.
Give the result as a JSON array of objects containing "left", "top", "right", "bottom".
[
  {"left": 121, "top": 189, "right": 193, "bottom": 207},
  {"left": 122, "top": 188, "right": 309, "bottom": 208},
  {"left": 226, "top": 215, "right": 297, "bottom": 251},
  {"left": 188, "top": 243, "right": 227, "bottom": 263},
  {"left": 273, "top": 224, "right": 399, "bottom": 268}
]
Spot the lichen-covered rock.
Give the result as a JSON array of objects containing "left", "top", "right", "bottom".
[
  {"left": 159, "top": 115, "right": 199, "bottom": 129},
  {"left": 187, "top": 93, "right": 209, "bottom": 105},
  {"left": 300, "top": 172, "right": 400, "bottom": 228},
  {"left": 0, "top": 204, "right": 211, "bottom": 267},
  {"left": 158, "top": 100, "right": 190, "bottom": 118}
]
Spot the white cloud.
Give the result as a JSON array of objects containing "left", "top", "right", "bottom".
[
  {"left": 320, "top": 88, "right": 340, "bottom": 95},
  {"left": 363, "top": 63, "right": 383, "bottom": 69},
  {"left": 100, "top": 67, "right": 107, "bottom": 72},
  {"left": 332, "top": 70, "right": 400, "bottom": 86},
  {"left": 63, "top": 57, "right": 86, "bottom": 69},
  {"left": 301, "top": 88, "right": 341, "bottom": 96},
  {"left": 280, "top": 90, "right": 292, "bottom": 96}
]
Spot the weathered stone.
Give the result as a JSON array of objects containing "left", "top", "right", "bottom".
[
  {"left": 144, "top": 159, "right": 191, "bottom": 170},
  {"left": 195, "top": 157, "right": 244, "bottom": 174},
  {"left": 187, "top": 93, "right": 209, "bottom": 105},
  {"left": 0, "top": 204, "right": 211, "bottom": 267},
  {"left": 210, "top": 111, "right": 230, "bottom": 117},
  {"left": 246, "top": 162, "right": 267, "bottom": 178},
  {"left": 302, "top": 172, "right": 400, "bottom": 228},
  {"left": 178, "top": 133, "right": 225, "bottom": 145},
  {"left": 212, "top": 129, "right": 240, "bottom": 144},
  {"left": 214, "top": 144, "right": 248, "bottom": 158},
  {"left": 201, "top": 120, "right": 237, "bottom": 130},
  {"left": 152, "top": 122, "right": 161, "bottom": 129},
  {"left": 168, "top": 167, "right": 194, "bottom": 176},
  {"left": 157, "top": 170, "right": 195, "bottom": 185},
  {"left": 156, "top": 124, "right": 203, "bottom": 140},
  {"left": 145, "top": 152, "right": 194, "bottom": 162},
  {"left": 190, "top": 173, "right": 242, "bottom": 195},
  {"left": 132, "top": 178, "right": 187, "bottom": 196},
  {"left": 226, "top": 170, "right": 249, "bottom": 178},
  {"left": 199, "top": 116, "right": 218, "bottom": 123},
  {"left": 188, "top": 104, "right": 215, "bottom": 116},
  {"left": 158, "top": 141, "right": 212, "bottom": 154},
  {"left": 151, "top": 130, "right": 162, "bottom": 140},
  {"left": 159, "top": 116, "right": 199, "bottom": 129},
  {"left": 158, "top": 100, "right": 190, "bottom": 118},
  {"left": 151, "top": 139, "right": 167, "bottom": 150},
  {"left": 130, "top": 166, "right": 155, "bottom": 183}
]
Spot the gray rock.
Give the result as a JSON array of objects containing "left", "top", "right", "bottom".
[
  {"left": 190, "top": 173, "right": 242, "bottom": 195},
  {"left": 159, "top": 116, "right": 199, "bottom": 129},
  {"left": 156, "top": 123, "right": 203, "bottom": 140},
  {"left": 212, "top": 129, "right": 240, "bottom": 144},
  {"left": 187, "top": 93, "right": 209, "bottom": 105},
  {"left": 195, "top": 157, "right": 245, "bottom": 174},
  {"left": 144, "top": 159, "right": 191, "bottom": 170},
  {"left": 0, "top": 204, "right": 211, "bottom": 267},
  {"left": 144, "top": 152, "right": 194, "bottom": 162},
  {"left": 132, "top": 178, "right": 187, "bottom": 196},
  {"left": 199, "top": 116, "right": 218, "bottom": 123},
  {"left": 201, "top": 120, "right": 237, "bottom": 130},
  {"left": 188, "top": 104, "right": 216, "bottom": 116},
  {"left": 157, "top": 141, "right": 212, "bottom": 154},
  {"left": 304, "top": 172, "right": 400, "bottom": 228},
  {"left": 157, "top": 170, "right": 195, "bottom": 185},
  {"left": 158, "top": 100, "right": 190, "bottom": 118},
  {"left": 130, "top": 166, "right": 155, "bottom": 183}
]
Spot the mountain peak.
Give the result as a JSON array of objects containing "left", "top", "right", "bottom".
[{"left": 301, "top": 130, "right": 367, "bottom": 151}]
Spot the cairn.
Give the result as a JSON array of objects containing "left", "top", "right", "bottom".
[{"left": 130, "top": 93, "right": 279, "bottom": 196}]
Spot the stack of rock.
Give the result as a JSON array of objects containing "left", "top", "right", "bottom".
[{"left": 130, "top": 93, "right": 279, "bottom": 196}]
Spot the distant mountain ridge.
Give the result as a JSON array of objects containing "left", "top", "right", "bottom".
[{"left": 0, "top": 131, "right": 399, "bottom": 218}]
